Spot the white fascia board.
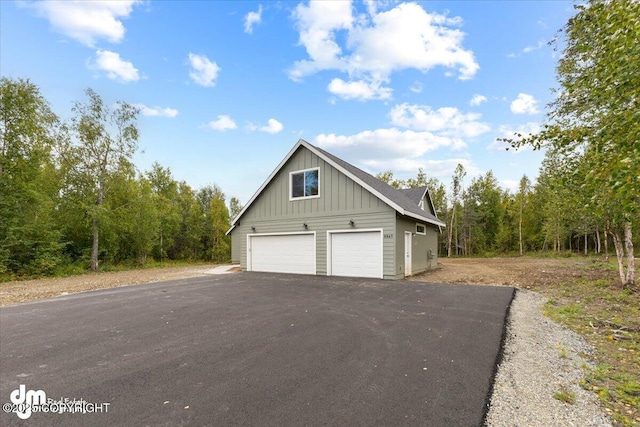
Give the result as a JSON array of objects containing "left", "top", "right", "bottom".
[{"left": 403, "top": 210, "right": 447, "bottom": 227}]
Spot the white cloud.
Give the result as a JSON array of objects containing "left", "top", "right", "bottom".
[
  {"left": 259, "top": 118, "right": 284, "bottom": 134},
  {"left": 134, "top": 104, "right": 178, "bottom": 118},
  {"left": 90, "top": 50, "right": 139, "bottom": 82},
  {"left": 389, "top": 103, "right": 490, "bottom": 139},
  {"left": 510, "top": 93, "right": 539, "bottom": 115},
  {"left": 499, "top": 179, "right": 519, "bottom": 192},
  {"left": 27, "top": 0, "right": 141, "bottom": 47},
  {"left": 508, "top": 40, "right": 547, "bottom": 58},
  {"left": 469, "top": 94, "right": 487, "bottom": 106},
  {"left": 315, "top": 128, "right": 455, "bottom": 160},
  {"left": 289, "top": 1, "right": 478, "bottom": 96},
  {"left": 523, "top": 40, "right": 545, "bottom": 53},
  {"left": 327, "top": 77, "right": 392, "bottom": 101},
  {"left": 289, "top": 1, "right": 354, "bottom": 81},
  {"left": 488, "top": 122, "right": 541, "bottom": 152},
  {"left": 244, "top": 5, "right": 263, "bottom": 34},
  {"left": 207, "top": 115, "right": 237, "bottom": 131},
  {"left": 409, "top": 81, "right": 423, "bottom": 94},
  {"left": 361, "top": 157, "right": 481, "bottom": 180},
  {"left": 188, "top": 53, "right": 220, "bottom": 87}
]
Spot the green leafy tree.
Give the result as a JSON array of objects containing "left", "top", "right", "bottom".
[
  {"left": 229, "top": 197, "right": 243, "bottom": 220},
  {"left": 464, "top": 171, "right": 503, "bottom": 254},
  {"left": 517, "top": 175, "right": 531, "bottom": 256},
  {"left": 147, "top": 163, "right": 181, "bottom": 262},
  {"left": 374, "top": 170, "right": 405, "bottom": 189},
  {"left": 0, "top": 78, "right": 63, "bottom": 276},
  {"left": 509, "top": 0, "right": 638, "bottom": 286},
  {"left": 58, "top": 88, "right": 140, "bottom": 271},
  {"left": 448, "top": 164, "right": 466, "bottom": 257}
]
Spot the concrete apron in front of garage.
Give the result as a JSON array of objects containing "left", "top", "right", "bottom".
[{"left": 0, "top": 273, "right": 514, "bottom": 427}]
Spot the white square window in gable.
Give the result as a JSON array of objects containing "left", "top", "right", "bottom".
[{"left": 290, "top": 168, "right": 319, "bottom": 200}]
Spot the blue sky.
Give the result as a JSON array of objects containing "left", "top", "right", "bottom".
[{"left": 1, "top": 0, "right": 574, "bottom": 203}]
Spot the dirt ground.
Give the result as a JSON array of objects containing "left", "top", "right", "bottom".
[
  {"left": 410, "top": 257, "right": 607, "bottom": 289},
  {"left": 0, "top": 265, "right": 214, "bottom": 306},
  {"left": 1, "top": 257, "right": 608, "bottom": 306}
]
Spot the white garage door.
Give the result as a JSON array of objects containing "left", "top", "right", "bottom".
[
  {"left": 248, "top": 233, "right": 315, "bottom": 274},
  {"left": 329, "top": 231, "right": 383, "bottom": 278}
]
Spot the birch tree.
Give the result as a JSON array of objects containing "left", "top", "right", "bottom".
[
  {"left": 59, "top": 88, "right": 139, "bottom": 271},
  {"left": 509, "top": 0, "right": 638, "bottom": 287}
]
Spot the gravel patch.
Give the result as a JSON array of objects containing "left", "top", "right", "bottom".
[{"left": 486, "top": 289, "right": 612, "bottom": 427}]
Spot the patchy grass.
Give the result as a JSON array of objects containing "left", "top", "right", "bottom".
[
  {"left": 0, "top": 259, "right": 215, "bottom": 283},
  {"left": 554, "top": 386, "right": 576, "bottom": 404},
  {"left": 537, "top": 260, "right": 640, "bottom": 427}
]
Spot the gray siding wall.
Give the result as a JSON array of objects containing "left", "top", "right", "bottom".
[
  {"left": 395, "top": 217, "right": 439, "bottom": 276},
  {"left": 232, "top": 147, "right": 398, "bottom": 279},
  {"left": 231, "top": 232, "right": 241, "bottom": 263}
]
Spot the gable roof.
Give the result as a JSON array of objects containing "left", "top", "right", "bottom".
[
  {"left": 399, "top": 186, "right": 442, "bottom": 232},
  {"left": 226, "top": 139, "right": 446, "bottom": 234},
  {"left": 400, "top": 187, "right": 428, "bottom": 206}
]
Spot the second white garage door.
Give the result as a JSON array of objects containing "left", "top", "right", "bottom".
[
  {"left": 328, "top": 230, "right": 383, "bottom": 279},
  {"left": 248, "top": 233, "right": 315, "bottom": 274}
]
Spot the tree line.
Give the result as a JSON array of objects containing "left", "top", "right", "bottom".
[
  {"left": 379, "top": 0, "right": 638, "bottom": 289},
  {"left": 1, "top": 79, "right": 241, "bottom": 279}
]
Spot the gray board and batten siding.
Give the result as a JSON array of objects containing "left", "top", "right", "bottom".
[{"left": 231, "top": 146, "right": 399, "bottom": 279}]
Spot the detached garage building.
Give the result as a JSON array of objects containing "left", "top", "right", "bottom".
[{"left": 226, "top": 139, "right": 445, "bottom": 280}]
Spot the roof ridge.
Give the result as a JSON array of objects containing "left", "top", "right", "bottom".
[{"left": 305, "top": 141, "right": 442, "bottom": 225}]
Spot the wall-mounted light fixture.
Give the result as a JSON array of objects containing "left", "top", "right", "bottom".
[
  {"left": 349, "top": 219, "right": 355, "bottom": 227},
  {"left": 251, "top": 226, "right": 256, "bottom": 232},
  {"left": 303, "top": 223, "right": 308, "bottom": 229}
]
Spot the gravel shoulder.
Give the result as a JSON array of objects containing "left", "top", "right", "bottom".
[
  {"left": 0, "top": 265, "right": 214, "bottom": 306},
  {"left": 486, "top": 290, "right": 612, "bottom": 427}
]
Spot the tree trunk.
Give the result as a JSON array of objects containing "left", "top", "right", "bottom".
[
  {"left": 584, "top": 231, "right": 588, "bottom": 256},
  {"left": 454, "top": 207, "right": 458, "bottom": 256},
  {"left": 519, "top": 211, "right": 523, "bottom": 256},
  {"left": 610, "top": 228, "right": 627, "bottom": 287},
  {"left": 447, "top": 206, "right": 455, "bottom": 257},
  {"left": 91, "top": 181, "right": 104, "bottom": 272},
  {"left": 623, "top": 221, "right": 635, "bottom": 286},
  {"left": 596, "top": 228, "right": 601, "bottom": 254},
  {"left": 604, "top": 221, "right": 610, "bottom": 261}
]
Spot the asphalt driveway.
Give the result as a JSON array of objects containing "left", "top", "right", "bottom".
[{"left": 0, "top": 273, "right": 514, "bottom": 426}]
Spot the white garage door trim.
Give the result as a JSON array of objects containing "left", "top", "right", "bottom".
[
  {"left": 247, "top": 232, "right": 316, "bottom": 275},
  {"left": 327, "top": 229, "right": 383, "bottom": 279}
]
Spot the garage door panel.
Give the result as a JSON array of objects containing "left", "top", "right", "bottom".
[
  {"left": 249, "top": 234, "right": 315, "bottom": 274},
  {"left": 330, "top": 231, "right": 382, "bottom": 278}
]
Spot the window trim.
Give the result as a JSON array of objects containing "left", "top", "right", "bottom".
[
  {"left": 289, "top": 167, "right": 320, "bottom": 201},
  {"left": 415, "top": 223, "right": 426, "bottom": 235}
]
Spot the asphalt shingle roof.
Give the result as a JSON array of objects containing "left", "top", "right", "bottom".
[
  {"left": 310, "top": 143, "right": 443, "bottom": 226},
  {"left": 399, "top": 187, "right": 428, "bottom": 206}
]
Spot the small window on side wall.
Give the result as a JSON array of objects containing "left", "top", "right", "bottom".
[
  {"left": 290, "top": 168, "right": 319, "bottom": 200},
  {"left": 416, "top": 223, "right": 426, "bottom": 235}
]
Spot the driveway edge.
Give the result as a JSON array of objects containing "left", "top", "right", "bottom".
[{"left": 482, "top": 286, "right": 516, "bottom": 426}]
